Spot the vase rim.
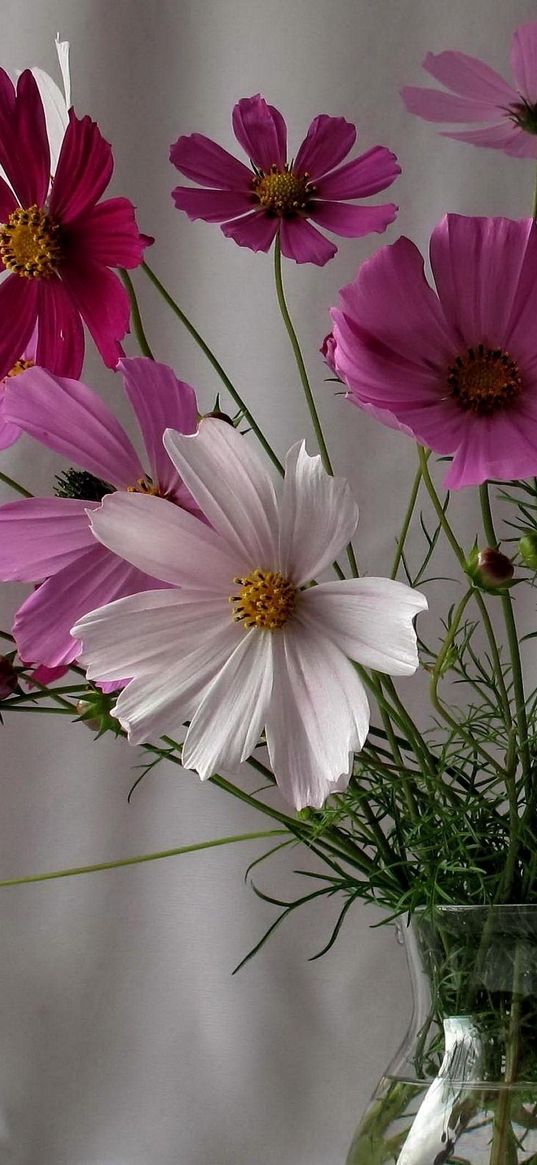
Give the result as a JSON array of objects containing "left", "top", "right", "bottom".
[{"left": 414, "top": 902, "right": 537, "bottom": 914}]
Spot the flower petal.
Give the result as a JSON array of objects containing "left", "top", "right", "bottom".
[
  {"left": 309, "top": 200, "right": 398, "bottom": 238},
  {"left": 511, "top": 22, "right": 537, "bottom": 104},
  {"left": 89, "top": 490, "right": 242, "bottom": 590},
  {"left": 0, "top": 275, "right": 38, "bottom": 380},
  {"left": 279, "top": 217, "right": 337, "bottom": 266},
  {"left": 0, "top": 175, "right": 17, "bottom": 220},
  {"left": 0, "top": 70, "right": 50, "bottom": 206},
  {"left": 445, "top": 406, "right": 537, "bottom": 490},
  {"left": 293, "top": 115, "right": 356, "bottom": 179},
  {"left": 0, "top": 496, "right": 96, "bottom": 580},
  {"left": 63, "top": 198, "right": 150, "bottom": 268},
  {"left": 232, "top": 95, "right": 287, "bottom": 170},
  {"left": 170, "top": 133, "right": 252, "bottom": 189},
  {"left": 120, "top": 357, "right": 199, "bottom": 500},
  {"left": 317, "top": 146, "right": 400, "bottom": 201},
  {"left": 4, "top": 366, "right": 143, "bottom": 487},
  {"left": 0, "top": 390, "right": 21, "bottom": 449},
  {"left": 182, "top": 631, "right": 273, "bottom": 779},
  {"left": 60, "top": 260, "right": 130, "bottom": 369},
  {"left": 35, "top": 278, "right": 84, "bottom": 378},
  {"left": 422, "top": 49, "right": 516, "bottom": 105},
  {"left": 49, "top": 110, "right": 113, "bottom": 224},
  {"left": 265, "top": 621, "right": 369, "bottom": 810},
  {"left": 171, "top": 186, "right": 255, "bottom": 222},
  {"left": 30, "top": 66, "right": 68, "bottom": 174},
  {"left": 164, "top": 420, "right": 279, "bottom": 566},
  {"left": 401, "top": 86, "right": 500, "bottom": 123},
  {"left": 220, "top": 210, "right": 279, "bottom": 253},
  {"left": 299, "top": 578, "right": 427, "bottom": 675},
  {"left": 14, "top": 542, "right": 166, "bottom": 668},
  {"left": 279, "top": 442, "right": 358, "bottom": 585},
  {"left": 441, "top": 122, "right": 537, "bottom": 156}
]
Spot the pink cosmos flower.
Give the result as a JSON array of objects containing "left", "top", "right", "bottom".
[
  {"left": 330, "top": 215, "right": 537, "bottom": 490},
  {"left": 0, "top": 69, "right": 150, "bottom": 381},
  {"left": 0, "top": 358, "right": 201, "bottom": 667},
  {"left": 72, "top": 420, "right": 426, "bottom": 810},
  {"left": 401, "top": 21, "right": 537, "bottom": 157},
  {"left": 171, "top": 94, "right": 400, "bottom": 266}
]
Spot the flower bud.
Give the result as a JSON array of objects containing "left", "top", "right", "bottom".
[
  {"left": 0, "top": 654, "right": 18, "bottom": 700},
  {"left": 519, "top": 531, "right": 537, "bottom": 571},
  {"left": 203, "top": 409, "right": 235, "bottom": 426},
  {"left": 466, "top": 545, "right": 514, "bottom": 590},
  {"left": 76, "top": 690, "right": 118, "bottom": 736},
  {"left": 320, "top": 332, "right": 337, "bottom": 375}
]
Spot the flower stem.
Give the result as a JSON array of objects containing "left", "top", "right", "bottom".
[
  {"left": 0, "top": 471, "right": 32, "bottom": 498},
  {"left": 142, "top": 261, "right": 284, "bottom": 475},
  {"left": 119, "top": 269, "right": 155, "bottom": 359},
  {"left": 391, "top": 458, "right": 425, "bottom": 579}
]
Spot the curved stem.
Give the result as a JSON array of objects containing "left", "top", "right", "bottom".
[
  {"left": 120, "top": 269, "right": 155, "bottom": 358},
  {"left": 391, "top": 459, "right": 425, "bottom": 579},
  {"left": 142, "top": 261, "right": 284, "bottom": 475},
  {"left": 0, "top": 471, "right": 32, "bottom": 498}
]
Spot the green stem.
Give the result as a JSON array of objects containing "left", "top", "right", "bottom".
[
  {"left": 142, "top": 262, "right": 284, "bottom": 475},
  {"left": 0, "top": 831, "right": 289, "bottom": 888},
  {"left": 479, "top": 483, "right": 531, "bottom": 785},
  {"left": 0, "top": 471, "right": 32, "bottom": 498},
  {"left": 120, "top": 269, "right": 154, "bottom": 358},
  {"left": 391, "top": 459, "right": 424, "bottom": 579}
]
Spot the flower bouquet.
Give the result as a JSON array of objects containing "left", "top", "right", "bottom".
[{"left": 2, "top": 22, "right": 537, "bottom": 1163}]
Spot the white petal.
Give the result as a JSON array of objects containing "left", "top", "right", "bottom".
[
  {"left": 89, "top": 491, "right": 241, "bottom": 590},
  {"left": 72, "top": 589, "right": 234, "bottom": 682},
  {"left": 265, "top": 621, "right": 369, "bottom": 810},
  {"left": 55, "top": 35, "right": 71, "bottom": 108},
  {"left": 279, "top": 442, "right": 359, "bottom": 585},
  {"left": 182, "top": 631, "right": 273, "bottom": 780},
  {"left": 299, "top": 577, "right": 427, "bottom": 675},
  {"left": 29, "top": 67, "right": 68, "bottom": 175},
  {"left": 164, "top": 420, "right": 279, "bottom": 566}
]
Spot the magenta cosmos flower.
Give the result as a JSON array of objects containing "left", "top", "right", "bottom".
[
  {"left": 0, "top": 69, "right": 150, "bottom": 381},
  {"left": 330, "top": 215, "right": 537, "bottom": 490},
  {"left": 402, "top": 21, "right": 537, "bottom": 157},
  {"left": 72, "top": 420, "right": 426, "bottom": 810},
  {"left": 171, "top": 94, "right": 400, "bottom": 265},
  {"left": 0, "top": 358, "right": 201, "bottom": 667}
]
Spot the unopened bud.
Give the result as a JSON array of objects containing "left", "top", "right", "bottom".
[
  {"left": 467, "top": 546, "right": 514, "bottom": 590},
  {"left": 76, "top": 690, "right": 118, "bottom": 736},
  {"left": 519, "top": 531, "right": 537, "bottom": 571},
  {"left": 320, "top": 332, "right": 338, "bottom": 375},
  {"left": 0, "top": 654, "right": 18, "bottom": 700}
]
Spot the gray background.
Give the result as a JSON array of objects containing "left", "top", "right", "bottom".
[{"left": 0, "top": 1, "right": 535, "bottom": 1162}]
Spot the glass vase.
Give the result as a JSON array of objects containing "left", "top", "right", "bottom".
[{"left": 346, "top": 904, "right": 537, "bottom": 1164}]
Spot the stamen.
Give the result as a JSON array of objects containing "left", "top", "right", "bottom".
[
  {"left": 0, "top": 206, "right": 61, "bottom": 279},
  {"left": 126, "top": 476, "right": 163, "bottom": 497},
  {"left": 447, "top": 344, "right": 522, "bottom": 416},
  {"left": 230, "top": 568, "right": 296, "bottom": 630},
  {"left": 508, "top": 99, "right": 537, "bottom": 135},
  {"left": 252, "top": 164, "right": 316, "bottom": 217},
  {"left": 54, "top": 468, "right": 115, "bottom": 502},
  {"left": 5, "top": 359, "right": 35, "bottom": 378}
]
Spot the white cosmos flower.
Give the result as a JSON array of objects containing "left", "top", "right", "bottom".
[{"left": 72, "top": 420, "right": 427, "bottom": 810}]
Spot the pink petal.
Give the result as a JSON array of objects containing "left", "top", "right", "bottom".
[
  {"left": 317, "top": 146, "right": 400, "bottom": 200},
  {"left": 401, "top": 86, "right": 501, "bottom": 123},
  {"left": 232, "top": 95, "right": 287, "bottom": 171},
  {"left": 164, "top": 420, "right": 278, "bottom": 566},
  {"left": 14, "top": 542, "right": 167, "bottom": 668},
  {"left": 511, "top": 22, "right": 537, "bottom": 103},
  {"left": 309, "top": 200, "right": 398, "bottom": 238},
  {"left": 299, "top": 578, "right": 426, "bottom": 675},
  {"left": 430, "top": 215, "right": 534, "bottom": 349},
  {"left": 35, "top": 278, "right": 84, "bottom": 378},
  {"left": 119, "top": 357, "right": 199, "bottom": 501},
  {"left": 0, "top": 497, "right": 96, "bottom": 581},
  {"left": 28, "top": 664, "right": 69, "bottom": 685},
  {"left": 0, "top": 391, "right": 21, "bottom": 449},
  {"left": 441, "top": 122, "right": 537, "bottom": 156},
  {"left": 422, "top": 49, "right": 516, "bottom": 105},
  {"left": 265, "top": 621, "right": 369, "bottom": 810},
  {"left": 4, "top": 366, "right": 144, "bottom": 487},
  {"left": 279, "top": 217, "right": 337, "bottom": 266},
  {"left": 293, "top": 115, "right": 356, "bottom": 179},
  {"left": 0, "top": 70, "right": 50, "bottom": 207},
  {"left": 0, "top": 275, "right": 38, "bottom": 380},
  {"left": 0, "top": 175, "right": 17, "bottom": 220},
  {"left": 220, "top": 210, "right": 279, "bottom": 253},
  {"left": 445, "top": 405, "right": 537, "bottom": 490},
  {"left": 172, "top": 186, "right": 255, "bottom": 222},
  {"left": 170, "top": 133, "right": 252, "bottom": 189},
  {"left": 63, "top": 198, "right": 150, "bottom": 269},
  {"left": 279, "top": 442, "right": 358, "bottom": 586},
  {"left": 60, "top": 260, "right": 130, "bottom": 369},
  {"left": 90, "top": 490, "right": 243, "bottom": 590},
  {"left": 183, "top": 631, "right": 273, "bottom": 780},
  {"left": 49, "top": 111, "right": 113, "bottom": 224}
]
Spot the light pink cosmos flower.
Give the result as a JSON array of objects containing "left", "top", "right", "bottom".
[
  {"left": 171, "top": 94, "right": 400, "bottom": 266},
  {"left": 401, "top": 21, "right": 537, "bottom": 157},
  {"left": 72, "top": 420, "right": 426, "bottom": 810},
  {"left": 0, "top": 69, "right": 150, "bottom": 381},
  {"left": 330, "top": 215, "right": 537, "bottom": 490},
  {"left": 0, "top": 358, "right": 201, "bottom": 668},
  {"left": 0, "top": 325, "right": 37, "bottom": 450}
]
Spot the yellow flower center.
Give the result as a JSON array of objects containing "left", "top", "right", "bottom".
[
  {"left": 6, "top": 358, "right": 35, "bottom": 378},
  {"left": 0, "top": 206, "right": 61, "bottom": 279},
  {"left": 126, "top": 476, "right": 163, "bottom": 497},
  {"left": 230, "top": 568, "right": 296, "bottom": 630},
  {"left": 252, "top": 165, "right": 315, "bottom": 216},
  {"left": 447, "top": 345, "right": 522, "bottom": 416}
]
